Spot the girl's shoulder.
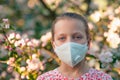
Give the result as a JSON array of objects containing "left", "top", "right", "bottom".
[
  {"left": 81, "top": 68, "right": 112, "bottom": 80},
  {"left": 37, "top": 68, "right": 59, "bottom": 80}
]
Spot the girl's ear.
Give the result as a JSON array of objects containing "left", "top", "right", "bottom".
[
  {"left": 88, "top": 36, "right": 91, "bottom": 50},
  {"left": 88, "top": 42, "right": 90, "bottom": 50}
]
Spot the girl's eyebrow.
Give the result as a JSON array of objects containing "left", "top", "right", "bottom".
[
  {"left": 55, "top": 33, "right": 66, "bottom": 36},
  {"left": 73, "top": 31, "right": 82, "bottom": 35}
]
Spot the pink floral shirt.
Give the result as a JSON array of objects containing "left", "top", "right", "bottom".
[{"left": 37, "top": 68, "right": 112, "bottom": 80}]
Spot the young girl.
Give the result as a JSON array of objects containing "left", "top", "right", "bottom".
[{"left": 37, "top": 12, "right": 112, "bottom": 80}]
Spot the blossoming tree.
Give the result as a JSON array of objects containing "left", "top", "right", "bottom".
[{"left": 0, "top": 0, "right": 120, "bottom": 80}]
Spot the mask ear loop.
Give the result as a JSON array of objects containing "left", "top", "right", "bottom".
[
  {"left": 53, "top": 41, "right": 60, "bottom": 48},
  {"left": 85, "top": 42, "right": 89, "bottom": 54},
  {"left": 51, "top": 41, "right": 58, "bottom": 52},
  {"left": 51, "top": 40, "right": 57, "bottom": 48},
  {"left": 54, "top": 42, "right": 57, "bottom": 47},
  {"left": 52, "top": 42, "right": 61, "bottom": 64}
]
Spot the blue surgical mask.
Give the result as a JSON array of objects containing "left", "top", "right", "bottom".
[{"left": 54, "top": 42, "right": 88, "bottom": 67}]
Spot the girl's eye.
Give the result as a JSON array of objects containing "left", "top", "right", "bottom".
[
  {"left": 58, "top": 37, "right": 65, "bottom": 41},
  {"left": 74, "top": 36, "right": 83, "bottom": 40}
]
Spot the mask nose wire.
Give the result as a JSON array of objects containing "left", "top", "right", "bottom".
[{"left": 54, "top": 42, "right": 71, "bottom": 47}]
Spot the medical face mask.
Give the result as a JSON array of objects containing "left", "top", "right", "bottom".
[{"left": 54, "top": 42, "right": 88, "bottom": 67}]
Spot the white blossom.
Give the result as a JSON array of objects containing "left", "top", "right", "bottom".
[
  {"left": 114, "top": 60, "right": 120, "bottom": 68},
  {"left": 99, "top": 51, "right": 113, "bottom": 63}
]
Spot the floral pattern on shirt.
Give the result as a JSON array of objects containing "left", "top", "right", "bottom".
[{"left": 37, "top": 68, "right": 112, "bottom": 80}]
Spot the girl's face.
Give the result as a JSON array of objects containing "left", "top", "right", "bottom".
[{"left": 53, "top": 19, "right": 88, "bottom": 47}]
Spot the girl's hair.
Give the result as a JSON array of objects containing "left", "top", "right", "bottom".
[{"left": 51, "top": 12, "right": 91, "bottom": 45}]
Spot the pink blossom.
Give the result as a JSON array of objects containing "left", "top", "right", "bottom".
[
  {"left": 105, "top": 31, "right": 120, "bottom": 48},
  {"left": 21, "top": 75, "right": 25, "bottom": 79},
  {"left": 32, "top": 54, "right": 38, "bottom": 59},
  {"left": 7, "top": 66, "right": 13, "bottom": 73},
  {"left": 90, "top": 11, "right": 101, "bottom": 22},
  {"left": 14, "top": 39, "right": 26, "bottom": 47},
  {"left": 109, "top": 17, "right": 120, "bottom": 29},
  {"left": 88, "top": 41, "right": 100, "bottom": 56},
  {"left": 20, "top": 67, "right": 26, "bottom": 72},
  {"left": 27, "top": 41, "right": 33, "bottom": 46},
  {"left": 16, "top": 33, "right": 21, "bottom": 39},
  {"left": 26, "top": 56, "right": 44, "bottom": 72},
  {"left": 5, "top": 46, "right": 13, "bottom": 51},
  {"left": 5, "top": 23, "right": 10, "bottom": 29},
  {"left": 15, "top": 47, "right": 23, "bottom": 55},
  {"left": 40, "top": 35, "right": 47, "bottom": 42},
  {"left": 0, "top": 34, "right": 4, "bottom": 39},
  {"left": 103, "top": 7, "right": 114, "bottom": 17},
  {"left": 1, "top": 71, "right": 7, "bottom": 78},
  {"left": 7, "top": 57, "right": 15, "bottom": 66},
  {"left": 114, "top": 60, "right": 120, "bottom": 68},
  {"left": 0, "top": 47, "right": 8, "bottom": 57},
  {"left": 41, "top": 42, "right": 47, "bottom": 47},
  {"left": 2, "top": 18, "right": 10, "bottom": 28},
  {"left": 2, "top": 18, "right": 8, "bottom": 22},
  {"left": 8, "top": 32, "right": 16, "bottom": 43},
  {"left": 7, "top": 33, "right": 21, "bottom": 44},
  {"left": 88, "top": 22, "right": 94, "bottom": 30},
  {"left": 40, "top": 32, "right": 52, "bottom": 47},
  {"left": 115, "top": 6, "right": 120, "bottom": 14},
  {"left": 31, "top": 39, "right": 40, "bottom": 47},
  {"left": 27, "top": 0, "right": 39, "bottom": 8},
  {"left": 25, "top": 38, "right": 30, "bottom": 42}
]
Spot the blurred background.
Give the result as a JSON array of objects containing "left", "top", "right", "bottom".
[{"left": 0, "top": 0, "right": 120, "bottom": 80}]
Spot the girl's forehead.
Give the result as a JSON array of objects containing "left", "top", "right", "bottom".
[
  {"left": 55, "top": 18, "right": 84, "bottom": 26},
  {"left": 54, "top": 19, "right": 86, "bottom": 34}
]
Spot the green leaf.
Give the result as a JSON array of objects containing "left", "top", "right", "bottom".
[
  {"left": 8, "top": 51, "right": 12, "bottom": 57},
  {"left": 86, "top": 54, "right": 96, "bottom": 59},
  {"left": 10, "top": 25, "right": 15, "bottom": 30}
]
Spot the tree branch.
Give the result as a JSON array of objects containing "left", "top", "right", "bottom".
[
  {"left": 69, "top": 0, "right": 85, "bottom": 13},
  {"left": 39, "top": 0, "right": 56, "bottom": 19},
  {"left": 85, "top": 0, "right": 91, "bottom": 15},
  {"left": 41, "top": 48, "right": 60, "bottom": 64},
  {"left": 39, "top": 0, "right": 53, "bottom": 13}
]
